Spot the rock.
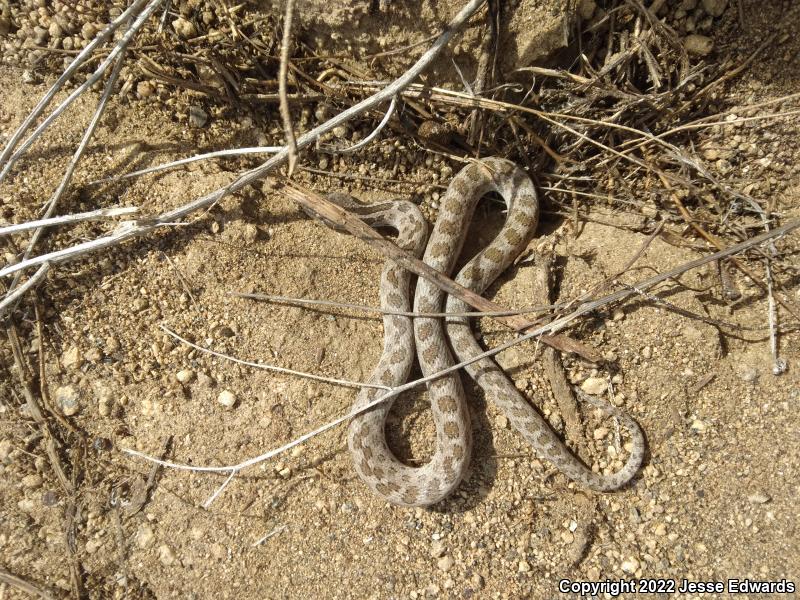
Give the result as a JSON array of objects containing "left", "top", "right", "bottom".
[
  {"left": 188, "top": 106, "right": 208, "bottom": 128},
  {"left": 176, "top": 369, "right": 195, "bottom": 384},
  {"left": 736, "top": 365, "right": 758, "bottom": 382},
  {"left": 654, "top": 523, "right": 667, "bottom": 536},
  {"left": 22, "top": 473, "right": 43, "bottom": 488},
  {"left": 242, "top": 223, "right": 259, "bottom": 243},
  {"left": 621, "top": 557, "right": 640, "bottom": 574},
  {"left": 158, "top": 544, "right": 176, "bottom": 566},
  {"left": 581, "top": 377, "right": 607, "bottom": 395},
  {"left": 95, "top": 384, "right": 113, "bottom": 417},
  {"left": 105, "top": 336, "right": 121, "bottom": 354},
  {"left": 33, "top": 26, "right": 48, "bottom": 45},
  {"left": 217, "top": 390, "right": 236, "bottom": 408},
  {"left": 561, "top": 531, "right": 575, "bottom": 544},
  {"left": 136, "top": 526, "right": 155, "bottom": 549},
  {"left": 612, "top": 308, "right": 625, "bottom": 321},
  {"left": 55, "top": 385, "right": 80, "bottom": 416},
  {"left": 748, "top": 492, "right": 771, "bottom": 504},
  {"left": 172, "top": 17, "right": 197, "bottom": 39},
  {"left": 136, "top": 80, "right": 155, "bottom": 98},
  {"left": 85, "top": 347, "right": 102, "bottom": 363},
  {"left": 0, "top": 439, "right": 12, "bottom": 462},
  {"left": 214, "top": 326, "right": 235, "bottom": 339},
  {"left": 132, "top": 297, "right": 148, "bottom": 312},
  {"left": 593, "top": 426, "right": 609, "bottom": 440},
  {"left": 496, "top": 347, "right": 528, "bottom": 372},
  {"left": 437, "top": 555, "right": 454, "bottom": 572},
  {"left": 61, "top": 346, "right": 83, "bottom": 370},
  {"left": 430, "top": 540, "right": 446, "bottom": 558},
  {"left": 48, "top": 21, "right": 63, "bottom": 39},
  {"left": 80, "top": 22, "right": 96, "bottom": 41},
  {"left": 53, "top": 14, "right": 74, "bottom": 35},
  {"left": 642, "top": 346, "right": 652, "bottom": 359},
  {"left": 21, "top": 70, "right": 39, "bottom": 85},
  {"left": 701, "top": 0, "right": 727, "bottom": 16},
  {"left": 684, "top": 34, "right": 714, "bottom": 56},
  {"left": 42, "top": 490, "right": 59, "bottom": 507},
  {"left": 690, "top": 418, "right": 707, "bottom": 432},
  {"left": 518, "top": 560, "right": 531, "bottom": 573}
]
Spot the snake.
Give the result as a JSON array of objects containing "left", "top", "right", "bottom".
[{"left": 339, "top": 157, "right": 645, "bottom": 506}]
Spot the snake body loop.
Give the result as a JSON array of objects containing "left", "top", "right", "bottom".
[{"left": 342, "top": 157, "right": 645, "bottom": 506}]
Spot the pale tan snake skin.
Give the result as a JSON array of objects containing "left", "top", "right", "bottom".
[{"left": 340, "top": 157, "right": 645, "bottom": 506}]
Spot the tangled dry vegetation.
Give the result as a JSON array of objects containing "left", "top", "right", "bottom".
[{"left": 1, "top": 0, "right": 799, "bottom": 597}]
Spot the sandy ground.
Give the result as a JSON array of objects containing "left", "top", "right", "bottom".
[{"left": 1, "top": 1, "right": 799, "bottom": 598}]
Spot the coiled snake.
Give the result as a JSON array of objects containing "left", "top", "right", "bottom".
[{"left": 337, "top": 157, "right": 644, "bottom": 506}]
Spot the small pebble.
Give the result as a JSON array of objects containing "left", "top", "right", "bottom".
[
  {"left": 48, "top": 21, "right": 63, "bottom": 38},
  {"left": 217, "top": 390, "right": 237, "bottom": 408},
  {"left": 136, "top": 80, "right": 155, "bottom": 98},
  {"left": 642, "top": 346, "right": 652, "bottom": 359},
  {"left": 437, "top": 555, "right": 454, "bottom": 572},
  {"left": 518, "top": 560, "right": 531, "bottom": 573},
  {"left": 748, "top": 492, "right": 771, "bottom": 504},
  {"left": 736, "top": 365, "right": 758, "bottom": 382},
  {"left": 61, "top": 346, "right": 83, "bottom": 370},
  {"left": 21, "top": 70, "right": 39, "bottom": 85},
  {"left": 561, "top": 531, "right": 575, "bottom": 544},
  {"left": 188, "top": 106, "right": 208, "bottom": 128},
  {"left": 0, "top": 439, "right": 12, "bottom": 462},
  {"left": 621, "top": 557, "right": 640, "bottom": 574},
  {"left": 158, "top": 544, "right": 177, "bottom": 566},
  {"left": 581, "top": 377, "right": 607, "bottom": 395},
  {"left": 176, "top": 369, "right": 195, "bottom": 384},
  {"left": 172, "top": 17, "right": 197, "bottom": 38},
  {"left": 430, "top": 540, "right": 446, "bottom": 558},
  {"left": 593, "top": 426, "right": 609, "bottom": 440},
  {"left": 80, "top": 22, "right": 97, "bottom": 41},
  {"left": 132, "top": 297, "right": 149, "bottom": 312},
  {"left": 105, "top": 336, "right": 121, "bottom": 354},
  {"left": 691, "top": 418, "right": 707, "bottom": 432},
  {"left": 22, "top": 473, "right": 43, "bottom": 489},
  {"left": 55, "top": 385, "right": 80, "bottom": 416},
  {"left": 136, "top": 526, "right": 155, "bottom": 549},
  {"left": 94, "top": 384, "right": 113, "bottom": 417},
  {"left": 42, "top": 490, "right": 59, "bottom": 507},
  {"left": 242, "top": 223, "right": 259, "bottom": 243},
  {"left": 85, "top": 347, "right": 102, "bottom": 363},
  {"left": 684, "top": 34, "right": 714, "bottom": 56}
]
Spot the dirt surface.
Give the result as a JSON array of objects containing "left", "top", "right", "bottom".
[{"left": 1, "top": 1, "right": 799, "bottom": 599}]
